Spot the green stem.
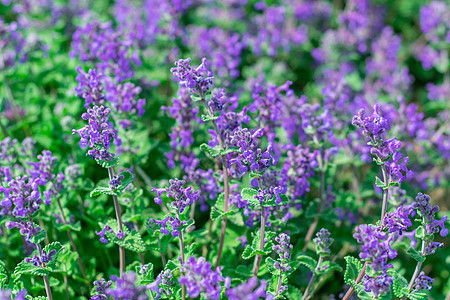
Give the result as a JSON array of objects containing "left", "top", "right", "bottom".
[
  {"left": 407, "top": 218, "right": 427, "bottom": 291},
  {"left": 252, "top": 178, "right": 266, "bottom": 277},
  {"left": 302, "top": 256, "right": 323, "bottom": 300},
  {"left": 177, "top": 211, "right": 186, "bottom": 300},
  {"left": 107, "top": 167, "right": 126, "bottom": 277}
]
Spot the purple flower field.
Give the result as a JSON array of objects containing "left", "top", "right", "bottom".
[{"left": 0, "top": 0, "right": 448, "bottom": 299}]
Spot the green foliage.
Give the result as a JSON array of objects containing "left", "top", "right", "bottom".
[
  {"left": 103, "top": 219, "right": 146, "bottom": 252},
  {"left": 406, "top": 247, "right": 426, "bottom": 263},
  {"left": 343, "top": 256, "right": 363, "bottom": 285}
]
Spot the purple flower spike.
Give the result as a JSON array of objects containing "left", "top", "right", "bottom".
[
  {"left": 178, "top": 256, "right": 226, "bottom": 300},
  {"left": 170, "top": 58, "right": 214, "bottom": 97}
]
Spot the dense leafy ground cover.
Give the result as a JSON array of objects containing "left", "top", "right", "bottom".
[{"left": 0, "top": 0, "right": 448, "bottom": 299}]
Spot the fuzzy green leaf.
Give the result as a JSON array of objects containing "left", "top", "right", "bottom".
[
  {"left": 241, "top": 188, "right": 259, "bottom": 206},
  {"left": 29, "top": 229, "right": 46, "bottom": 245},
  {"left": 116, "top": 171, "right": 134, "bottom": 192},
  {"left": 343, "top": 256, "right": 363, "bottom": 285},
  {"left": 315, "top": 261, "right": 343, "bottom": 276},
  {"left": 297, "top": 255, "right": 318, "bottom": 272},
  {"left": 90, "top": 186, "right": 117, "bottom": 197},
  {"left": 375, "top": 177, "right": 385, "bottom": 188},
  {"left": 104, "top": 220, "right": 146, "bottom": 252},
  {"left": 55, "top": 221, "right": 81, "bottom": 232},
  {"left": 406, "top": 247, "right": 426, "bottom": 263},
  {"left": 199, "top": 143, "right": 221, "bottom": 157},
  {"left": 265, "top": 257, "right": 280, "bottom": 276},
  {"left": 201, "top": 114, "right": 219, "bottom": 122},
  {"left": 406, "top": 291, "right": 429, "bottom": 300}
]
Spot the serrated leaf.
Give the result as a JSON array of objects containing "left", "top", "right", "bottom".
[
  {"left": 343, "top": 256, "right": 363, "bottom": 285},
  {"left": 234, "top": 265, "right": 252, "bottom": 278},
  {"left": 262, "top": 194, "right": 289, "bottom": 207},
  {"left": 136, "top": 262, "right": 154, "bottom": 284},
  {"left": 265, "top": 257, "right": 280, "bottom": 276},
  {"left": 90, "top": 186, "right": 117, "bottom": 197},
  {"left": 406, "top": 291, "right": 429, "bottom": 300},
  {"left": 390, "top": 269, "right": 408, "bottom": 298},
  {"left": 29, "top": 229, "right": 46, "bottom": 244},
  {"left": 116, "top": 171, "right": 134, "bottom": 192},
  {"left": 406, "top": 247, "right": 426, "bottom": 263},
  {"left": 199, "top": 143, "right": 221, "bottom": 157},
  {"left": 201, "top": 114, "right": 219, "bottom": 122},
  {"left": 96, "top": 156, "right": 119, "bottom": 169},
  {"left": 375, "top": 177, "right": 386, "bottom": 188},
  {"left": 241, "top": 188, "right": 259, "bottom": 206},
  {"left": 242, "top": 244, "right": 255, "bottom": 260},
  {"left": 55, "top": 220, "right": 81, "bottom": 232},
  {"left": 220, "top": 147, "right": 239, "bottom": 155},
  {"left": 297, "top": 255, "right": 318, "bottom": 272},
  {"left": 104, "top": 220, "right": 145, "bottom": 252},
  {"left": 315, "top": 261, "right": 343, "bottom": 276},
  {"left": 415, "top": 226, "right": 425, "bottom": 239},
  {"left": 42, "top": 242, "right": 64, "bottom": 271},
  {"left": 14, "top": 261, "right": 49, "bottom": 277}
]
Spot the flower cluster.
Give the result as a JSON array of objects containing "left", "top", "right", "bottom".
[
  {"left": 72, "top": 105, "right": 118, "bottom": 161},
  {"left": 75, "top": 66, "right": 105, "bottom": 109},
  {"left": 282, "top": 144, "right": 318, "bottom": 200},
  {"left": 225, "top": 277, "right": 270, "bottom": 300},
  {"left": 107, "top": 272, "right": 149, "bottom": 300},
  {"left": 381, "top": 205, "right": 413, "bottom": 234},
  {"left": 178, "top": 256, "right": 227, "bottom": 300},
  {"left": 152, "top": 178, "right": 199, "bottom": 213},
  {"left": 226, "top": 128, "right": 275, "bottom": 175},
  {"left": 413, "top": 193, "right": 448, "bottom": 237},
  {"left": 414, "top": 272, "right": 434, "bottom": 291},
  {"left": 24, "top": 249, "right": 57, "bottom": 267},
  {"left": 109, "top": 174, "right": 125, "bottom": 190},
  {"left": 104, "top": 79, "right": 146, "bottom": 119},
  {"left": 313, "top": 228, "right": 333, "bottom": 257},
  {"left": 70, "top": 21, "right": 141, "bottom": 82},
  {"left": 170, "top": 58, "right": 214, "bottom": 97},
  {"left": 352, "top": 104, "right": 413, "bottom": 183},
  {"left": 91, "top": 278, "right": 113, "bottom": 300}
]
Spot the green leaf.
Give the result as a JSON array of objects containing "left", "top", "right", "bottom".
[
  {"left": 265, "top": 257, "right": 280, "bottom": 276},
  {"left": 201, "top": 114, "right": 219, "bottom": 122},
  {"left": 55, "top": 220, "right": 81, "bottom": 232},
  {"left": 42, "top": 242, "right": 64, "bottom": 271},
  {"left": 415, "top": 226, "right": 425, "bottom": 239},
  {"left": 286, "top": 260, "right": 301, "bottom": 276},
  {"left": 390, "top": 269, "right": 408, "bottom": 298},
  {"left": 234, "top": 265, "right": 252, "bottom": 278},
  {"left": 199, "top": 143, "right": 221, "bottom": 157},
  {"left": 14, "top": 260, "right": 49, "bottom": 277},
  {"left": 136, "top": 263, "right": 154, "bottom": 285},
  {"left": 242, "top": 244, "right": 255, "bottom": 260},
  {"left": 262, "top": 194, "right": 289, "bottom": 207},
  {"left": 315, "top": 261, "right": 343, "bottom": 276},
  {"left": 345, "top": 72, "right": 363, "bottom": 92},
  {"left": 104, "top": 220, "right": 146, "bottom": 252},
  {"left": 29, "top": 229, "right": 46, "bottom": 245},
  {"left": 375, "top": 177, "right": 385, "bottom": 188},
  {"left": 0, "top": 262, "right": 8, "bottom": 287},
  {"left": 406, "top": 247, "right": 426, "bottom": 263},
  {"left": 220, "top": 147, "right": 239, "bottom": 155},
  {"left": 297, "top": 255, "right": 318, "bottom": 272},
  {"left": 116, "top": 171, "right": 134, "bottom": 192},
  {"left": 241, "top": 188, "right": 259, "bottom": 206},
  {"left": 95, "top": 155, "right": 119, "bottom": 169},
  {"left": 406, "top": 291, "right": 429, "bottom": 300},
  {"left": 90, "top": 186, "right": 117, "bottom": 197},
  {"left": 249, "top": 171, "right": 262, "bottom": 178},
  {"left": 343, "top": 256, "right": 363, "bottom": 285}
]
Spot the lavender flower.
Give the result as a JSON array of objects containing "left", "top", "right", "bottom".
[
  {"left": 107, "top": 272, "right": 149, "bottom": 300},
  {"left": 382, "top": 205, "right": 413, "bottom": 234},
  {"left": 352, "top": 104, "right": 413, "bottom": 183},
  {"left": 104, "top": 79, "right": 146, "bottom": 118},
  {"left": 95, "top": 225, "right": 113, "bottom": 244},
  {"left": 413, "top": 193, "right": 448, "bottom": 237},
  {"left": 313, "top": 228, "right": 333, "bottom": 257},
  {"left": 151, "top": 178, "right": 199, "bottom": 213},
  {"left": 178, "top": 256, "right": 227, "bottom": 300},
  {"left": 353, "top": 224, "right": 397, "bottom": 272},
  {"left": 414, "top": 271, "right": 434, "bottom": 291},
  {"left": 226, "top": 127, "right": 275, "bottom": 175},
  {"left": 75, "top": 66, "right": 105, "bottom": 109},
  {"left": 362, "top": 270, "right": 394, "bottom": 298},
  {"left": 170, "top": 58, "right": 214, "bottom": 97},
  {"left": 419, "top": 1, "right": 450, "bottom": 43},
  {"left": 225, "top": 277, "right": 270, "bottom": 300},
  {"left": 91, "top": 278, "right": 113, "bottom": 300},
  {"left": 109, "top": 174, "right": 125, "bottom": 190},
  {"left": 24, "top": 249, "right": 57, "bottom": 267},
  {"left": 72, "top": 105, "right": 117, "bottom": 161}
]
